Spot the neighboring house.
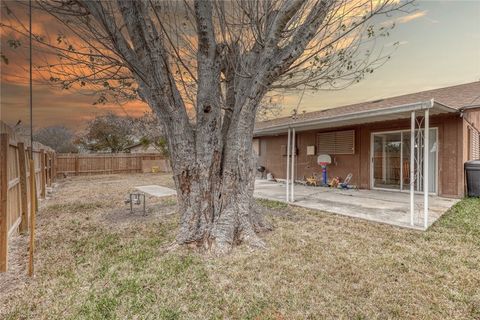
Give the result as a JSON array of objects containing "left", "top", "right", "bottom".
[
  {"left": 254, "top": 81, "right": 480, "bottom": 198},
  {"left": 125, "top": 142, "right": 159, "bottom": 153}
]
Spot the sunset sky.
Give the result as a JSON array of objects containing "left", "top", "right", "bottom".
[{"left": 1, "top": 0, "right": 479, "bottom": 132}]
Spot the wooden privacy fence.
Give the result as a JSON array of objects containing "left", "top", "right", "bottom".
[
  {"left": 1, "top": 121, "right": 168, "bottom": 272},
  {"left": 55, "top": 153, "right": 170, "bottom": 176},
  {"left": 1, "top": 121, "right": 55, "bottom": 272}
]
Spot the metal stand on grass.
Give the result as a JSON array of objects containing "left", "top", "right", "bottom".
[{"left": 125, "top": 193, "right": 146, "bottom": 215}]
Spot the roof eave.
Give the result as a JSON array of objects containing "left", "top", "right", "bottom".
[{"left": 254, "top": 99, "right": 458, "bottom": 136}]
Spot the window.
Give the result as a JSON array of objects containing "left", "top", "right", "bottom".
[{"left": 317, "top": 130, "right": 355, "bottom": 155}]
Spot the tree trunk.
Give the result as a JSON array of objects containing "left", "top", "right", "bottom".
[
  {"left": 172, "top": 141, "right": 271, "bottom": 255},
  {"left": 60, "top": 0, "right": 401, "bottom": 256}
]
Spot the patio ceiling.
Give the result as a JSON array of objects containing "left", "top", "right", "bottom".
[{"left": 254, "top": 100, "right": 457, "bottom": 136}]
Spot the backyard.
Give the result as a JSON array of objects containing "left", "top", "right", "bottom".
[{"left": 0, "top": 173, "right": 479, "bottom": 319}]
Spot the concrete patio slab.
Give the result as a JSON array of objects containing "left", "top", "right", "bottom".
[
  {"left": 254, "top": 180, "right": 459, "bottom": 230},
  {"left": 135, "top": 185, "right": 176, "bottom": 197}
]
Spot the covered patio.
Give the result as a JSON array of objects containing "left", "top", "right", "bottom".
[
  {"left": 254, "top": 97, "right": 467, "bottom": 230},
  {"left": 254, "top": 180, "right": 458, "bottom": 230}
]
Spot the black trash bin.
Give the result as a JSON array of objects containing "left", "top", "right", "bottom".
[{"left": 465, "top": 160, "right": 480, "bottom": 197}]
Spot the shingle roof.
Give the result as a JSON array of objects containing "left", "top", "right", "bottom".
[{"left": 255, "top": 81, "right": 480, "bottom": 131}]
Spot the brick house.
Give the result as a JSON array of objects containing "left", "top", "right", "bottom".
[{"left": 254, "top": 81, "right": 480, "bottom": 199}]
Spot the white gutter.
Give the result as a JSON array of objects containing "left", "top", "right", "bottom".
[
  {"left": 459, "top": 104, "right": 480, "bottom": 111},
  {"left": 255, "top": 99, "right": 454, "bottom": 135}
]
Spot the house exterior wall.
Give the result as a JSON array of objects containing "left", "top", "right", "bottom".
[
  {"left": 256, "top": 114, "right": 465, "bottom": 198},
  {"left": 463, "top": 108, "right": 480, "bottom": 131}
]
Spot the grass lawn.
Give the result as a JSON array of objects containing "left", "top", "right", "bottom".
[{"left": 1, "top": 174, "right": 479, "bottom": 319}]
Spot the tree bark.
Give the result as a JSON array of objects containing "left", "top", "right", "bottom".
[{"left": 172, "top": 134, "right": 271, "bottom": 255}]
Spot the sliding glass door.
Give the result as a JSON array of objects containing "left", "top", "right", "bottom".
[
  {"left": 372, "top": 129, "right": 437, "bottom": 193},
  {"left": 373, "top": 132, "right": 402, "bottom": 190}
]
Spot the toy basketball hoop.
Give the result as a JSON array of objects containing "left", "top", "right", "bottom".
[
  {"left": 317, "top": 155, "right": 331, "bottom": 166},
  {"left": 317, "top": 155, "right": 331, "bottom": 186}
]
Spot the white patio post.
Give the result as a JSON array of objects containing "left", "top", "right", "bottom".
[
  {"left": 416, "top": 128, "right": 420, "bottom": 192},
  {"left": 286, "top": 128, "right": 291, "bottom": 202},
  {"left": 410, "top": 111, "right": 415, "bottom": 226},
  {"left": 423, "top": 108, "right": 429, "bottom": 229},
  {"left": 400, "top": 132, "right": 403, "bottom": 191},
  {"left": 382, "top": 136, "right": 386, "bottom": 183},
  {"left": 291, "top": 128, "right": 296, "bottom": 202}
]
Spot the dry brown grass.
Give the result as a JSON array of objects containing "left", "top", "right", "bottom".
[{"left": 1, "top": 174, "right": 479, "bottom": 319}]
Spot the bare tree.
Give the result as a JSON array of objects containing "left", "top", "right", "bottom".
[
  {"left": 256, "top": 99, "right": 285, "bottom": 121},
  {"left": 2, "top": 0, "right": 412, "bottom": 253},
  {"left": 34, "top": 126, "right": 78, "bottom": 152},
  {"left": 76, "top": 112, "right": 134, "bottom": 153},
  {"left": 130, "top": 112, "right": 169, "bottom": 156}
]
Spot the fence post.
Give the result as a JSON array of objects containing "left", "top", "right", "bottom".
[
  {"left": 40, "top": 149, "right": 46, "bottom": 199},
  {"left": 52, "top": 153, "right": 56, "bottom": 181},
  {"left": 49, "top": 153, "right": 53, "bottom": 184},
  {"left": 103, "top": 155, "right": 106, "bottom": 174},
  {"left": 17, "top": 142, "right": 29, "bottom": 233},
  {"left": 0, "top": 133, "right": 9, "bottom": 272},
  {"left": 46, "top": 152, "right": 51, "bottom": 187},
  {"left": 27, "top": 147, "right": 38, "bottom": 211},
  {"left": 28, "top": 158, "right": 36, "bottom": 277},
  {"left": 75, "top": 154, "right": 79, "bottom": 176}
]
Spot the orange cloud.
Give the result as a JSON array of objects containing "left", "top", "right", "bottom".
[{"left": 1, "top": 2, "right": 152, "bottom": 131}]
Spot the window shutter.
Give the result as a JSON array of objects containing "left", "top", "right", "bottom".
[
  {"left": 317, "top": 131, "right": 335, "bottom": 154},
  {"left": 317, "top": 130, "right": 355, "bottom": 155},
  {"left": 472, "top": 129, "right": 480, "bottom": 160},
  {"left": 334, "top": 130, "right": 355, "bottom": 154}
]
